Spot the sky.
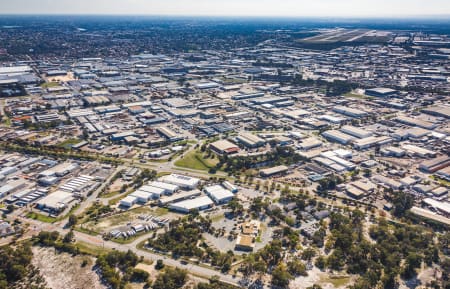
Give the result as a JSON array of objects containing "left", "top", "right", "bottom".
[{"left": 1, "top": 0, "right": 450, "bottom": 18}]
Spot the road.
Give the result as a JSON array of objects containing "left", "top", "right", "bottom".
[{"left": 73, "top": 165, "right": 125, "bottom": 216}]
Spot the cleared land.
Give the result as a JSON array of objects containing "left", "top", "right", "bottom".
[{"left": 32, "top": 246, "right": 106, "bottom": 289}]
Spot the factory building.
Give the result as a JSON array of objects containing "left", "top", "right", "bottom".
[
  {"left": 236, "top": 133, "right": 266, "bottom": 148},
  {"left": 169, "top": 196, "right": 214, "bottom": 213},
  {"left": 322, "top": 130, "right": 355, "bottom": 145},
  {"left": 209, "top": 139, "right": 240, "bottom": 155},
  {"left": 148, "top": 181, "right": 179, "bottom": 194},
  {"left": 156, "top": 127, "right": 183, "bottom": 142},
  {"left": 204, "top": 185, "right": 235, "bottom": 204},
  {"left": 159, "top": 174, "right": 200, "bottom": 189},
  {"left": 365, "top": 87, "right": 397, "bottom": 98},
  {"left": 353, "top": 136, "right": 392, "bottom": 150},
  {"left": 332, "top": 106, "right": 367, "bottom": 118},
  {"left": 260, "top": 165, "right": 289, "bottom": 177},
  {"left": 419, "top": 155, "right": 450, "bottom": 173},
  {"left": 340, "top": 125, "right": 373, "bottom": 139},
  {"left": 36, "top": 190, "right": 74, "bottom": 213}
]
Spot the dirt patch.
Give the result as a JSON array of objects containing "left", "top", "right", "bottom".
[{"left": 32, "top": 246, "right": 106, "bottom": 289}]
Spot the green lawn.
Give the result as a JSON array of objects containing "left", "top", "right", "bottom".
[
  {"left": 75, "top": 240, "right": 110, "bottom": 257},
  {"left": 174, "top": 150, "right": 219, "bottom": 171},
  {"left": 26, "top": 212, "right": 56, "bottom": 223},
  {"left": 430, "top": 175, "right": 450, "bottom": 187},
  {"left": 320, "top": 275, "right": 351, "bottom": 287},
  {"left": 40, "top": 82, "right": 60, "bottom": 89},
  {"left": 58, "top": 138, "right": 81, "bottom": 149},
  {"left": 156, "top": 171, "right": 171, "bottom": 178}
]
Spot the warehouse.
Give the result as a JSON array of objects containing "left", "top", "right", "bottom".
[
  {"left": 111, "top": 131, "right": 136, "bottom": 141},
  {"left": 380, "top": 146, "right": 406, "bottom": 157},
  {"left": 0, "top": 179, "right": 27, "bottom": 198},
  {"left": 346, "top": 180, "right": 377, "bottom": 199},
  {"left": 298, "top": 137, "right": 323, "bottom": 150},
  {"left": 322, "top": 130, "right": 355, "bottom": 145},
  {"left": 320, "top": 151, "right": 356, "bottom": 170},
  {"left": 419, "top": 155, "right": 450, "bottom": 173},
  {"left": 156, "top": 127, "right": 183, "bottom": 142},
  {"left": 36, "top": 190, "right": 74, "bottom": 213},
  {"left": 260, "top": 165, "right": 289, "bottom": 177},
  {"left": 159, "top": 174, "right": 200, "bottom": 189},
  {"left": 204, "top": 185, "right": 234, "bottom": 204},
  {"left": 332, "top": 106, "right": 367, "bottom": 118},
  {"left": 232, "top": 92, "right": 265, "bottom": 101},
  {"left": 169, "top": 196, "right": 214, "bottom": 213},
  {"left": 436, "top": 166, "right": 450, "bottom": 181},
  {"left": 129, "top": 190, "right": 153, "bottom": 203},
  {"left": 340, "top": 125, "right": 373, "bottom": 139},
  {"left": 119, "top": 195, "right": 138, "bottom": 208},
  {"left": 395, "top": 116, "right": 437, "bottom": 130},
  {"left": 353, "top": 136, "right": 392, "bottom": 150},
  {"left": 148, "top": 181, "right": 179, "bottom": 194},
  {"left": 222, "top": 181, "right": 238, "bottom": 193},
  {"left": 410, "top": 207, "right": 450, "bottom": 226},
  {"left": 402, "top": 144, "right": 437, "bottom": 158},
  {"left": 423, "top": 198, "right": 450, "bottom": 215},
  {"left": 372, "top": 175, "right": 403, "bottom": 190},
  {"left": 365, "top": 87, "right": 397, "bottom": 98},
  {"left": 422, "top": 105, "right": 450, "bottom": 119},
  {"left": 158, "top": 190, "right": 202, "bottom": 206},
  {"left": 236, "top": 133, "right": 266, "bottom": 148},
  {"left": 209, "top": 139, "right": 240, "bottom": 155},
  {"left": 162, "top": 97, "right": 193, "bottom": 108},
  {"left": 139, "top": 185, "right": 166, "bottom": 198}
]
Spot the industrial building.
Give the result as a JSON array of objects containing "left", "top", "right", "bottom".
[
  {"left": 340, "top": 125, "right": 373, "bottom": 139},
  {"left": 204, "top": 185, "right": 234, "bottom": 204},
  {"left": 322, "top": 130, "right": 355, "bottom": 145},
  {"left": 159, "top": 174, "right": 200, "bottom": 189},
  {"left": 209, "top": 139, "right": 240, "bottom": 155},
  {"left": 148, "top": 181, "right": 179, "bottom": 194},
  {"left": 260, "top": 165, "right": 289, "bottom": 177},
  {"left": 36, "top": 190, "right": 74, "bottom": 213},
  {"left": 156, "top": 127, "right": 183, "bottom": 142},
  {"left": 353, "top": 136, "right": 392, "bottom": 150},
  {"left": 169, "top": 195, "right": 214, "bottom": 213},
  {"left": 365, "top": 87, "right": 397, "bottom": 98},
  {"left": 236, "top": 133, "right": 266, "bottom": 148},
  {"left": 419, "top": 155, "right": 450, "bottom": 173}
]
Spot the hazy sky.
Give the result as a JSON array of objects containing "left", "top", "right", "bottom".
[{"left": 1, "top": 0, "right": 450, "bottom": 17}]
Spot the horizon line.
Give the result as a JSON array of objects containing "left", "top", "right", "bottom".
[{"left": 0, "top": 13, "right": 450, "bottom": 20}]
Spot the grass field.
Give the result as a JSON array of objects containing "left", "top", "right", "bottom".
[
  {"left": 26, "top": 212, "right": 56, "bottom": 223},
  {"left": 40, "top": 81, "right": 60, "bottom": 89},
  {"left": 174, "top": 149, "right": 219, "bottom": 171},
  {"left": 58, "top": 138, "right": 81, "bottom": 149},
  {"left": 430, "top": 175, "right": 450, "bottom": 187},
  {"left": 320, "top": 275, "right": 351, "bottom": 287},
  {"left": 75, "top": 240, "right": 110, "bottom": 257}
]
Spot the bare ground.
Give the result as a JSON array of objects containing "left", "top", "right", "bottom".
[{"left": 32, "top": 246, "right": 106, "bottom": 289}]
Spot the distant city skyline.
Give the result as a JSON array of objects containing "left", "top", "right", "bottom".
[{"left": 1, "top": 0, "right": 450, "bottom": 18}]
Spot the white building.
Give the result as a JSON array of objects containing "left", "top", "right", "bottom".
[
  {"left": 148, "top": 181, "right": 179, "bottom": 194},
  {"left": 169, "top": 196, "right": 214, "bottom": 213},
  {"left": 120, "top": 195, "right": 138, "bottom": 207},
  {"left": 159, "top": 174, "right": 200, "bottom": 189},
  {"left": 204, "top": 185, "right": 234, "bottom": 204}
]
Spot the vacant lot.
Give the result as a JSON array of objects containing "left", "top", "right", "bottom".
[
  {"left": 32, "top": 246, "right": 106, "bottom": 289},
  {"left": 175, "top": 149, "right": 219, "bottom": 170}
]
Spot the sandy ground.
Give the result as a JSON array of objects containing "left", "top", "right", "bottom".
[
  {"left": 32, "top": 246, "right": 106, "bottom": 289},
  {"left": 290, "top": 267, "right": 352, "bottom": 289}
]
